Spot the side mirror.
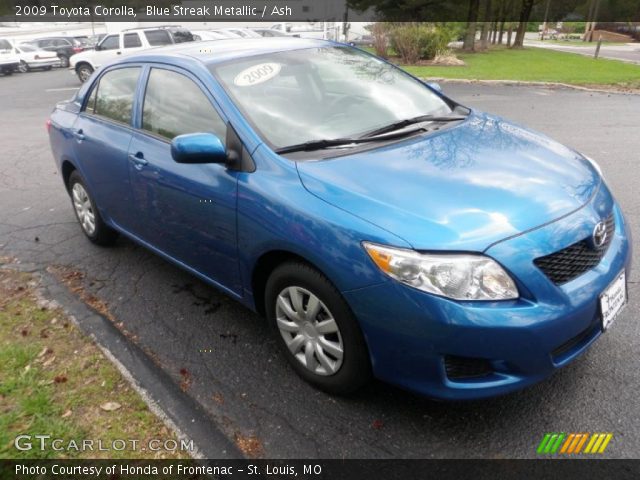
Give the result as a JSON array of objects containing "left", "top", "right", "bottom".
[
  {"left": 171, "top": 133, "right": 227, "bottom": 164},
  {"left": 426, "top": 81, "right": 442, "bottom": 92},
  {"left": 94, "top": 44, "right": 102, "bottom": 51}
]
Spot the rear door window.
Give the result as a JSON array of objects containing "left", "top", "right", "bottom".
[
  {"left": 86, "top": 67, "right": 141, "bottom": 125},
  {"left": 123, "top": 33, "right": 142, "bottom": 48}
]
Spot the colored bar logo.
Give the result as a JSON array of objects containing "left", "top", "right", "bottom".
[{"left": 537, "top": 433, "right": 613, "bottom": 454}]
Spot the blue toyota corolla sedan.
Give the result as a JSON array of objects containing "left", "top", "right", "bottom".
[{"left": 48, "top": 38, "right": 632, "bottom": 400}]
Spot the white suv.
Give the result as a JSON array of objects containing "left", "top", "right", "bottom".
[
  {"left": 0, "top": 39, "right": 20, "bottom": 76},
  {"left": 70, "top": 26, "right": 194, "bottom": 82}
]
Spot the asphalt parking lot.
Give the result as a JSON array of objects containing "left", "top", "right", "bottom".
[{"left": 1, "top": 68, "right": 638, "bottom": 459}]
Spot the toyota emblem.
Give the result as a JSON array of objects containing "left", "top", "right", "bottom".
[{"left": 592, "top": 221, "right": 607, "bottom": 249}]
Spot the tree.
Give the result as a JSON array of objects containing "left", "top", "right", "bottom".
[
  {"left": 462, "top": 0, "right": 481, "bottom": 51},
  {"left": 347, "top": 0, "right": 460, "bottom": 21},
  {"left": 512, "top": 0, "right": 536, "bottom": 47},
  {"left": 479, "top": 0, "right": 493, "bottom": 49}
]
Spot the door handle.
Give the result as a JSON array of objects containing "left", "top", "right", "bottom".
[
  {"left": 129, "top": 152, "right": 148, "bottom": 170},
  {"left": 72, "top": 128, "right": 85, "bottom": 141}
]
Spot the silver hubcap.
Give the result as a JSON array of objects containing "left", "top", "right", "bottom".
[
  {"left": 72, "top": 183, "right": 96, "bottom": 236},
  {"left": 79, "top": 68, "right": 91, "bottom": 81},
  {"left": 276, "top": 286, "right": 343, "bottom": 376}
]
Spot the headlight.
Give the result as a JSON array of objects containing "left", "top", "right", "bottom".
[
  {"left": 363, "top": 242, "right": 518, "bottom": 301},
  {"left": 583, "top": 154, "right": 603, "bottom": 178}
]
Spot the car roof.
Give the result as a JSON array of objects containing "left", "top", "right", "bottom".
[
  {"left": 124, "top": 37, "right": 333, "bottom": 66},
  {"left": 34, "top": 36, "right": 75, "bottom": 40}
]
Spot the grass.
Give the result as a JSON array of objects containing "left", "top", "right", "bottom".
[
  {"left": 0, "top": 266, "right": 189, "bottom": 459},
  {"left": 398, "top": 47, "right": 640, "bottom": 87}
]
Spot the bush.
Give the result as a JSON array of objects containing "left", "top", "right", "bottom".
[
  {"left": 389, "top": 23, "right": 452, "bottom": 64},
  {"left": 370, "top": 22, "right": 389, "bottom": 58}
]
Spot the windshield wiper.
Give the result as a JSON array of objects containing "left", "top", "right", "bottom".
[
  {"left": 275, "top": 113, "right": 469, "bottom": 154},
  {"left": 275, "top": 127, "right": 426, "bottom": 154},
  {"left": 360, "top": 114, "right": 467, "bottom": 138}
]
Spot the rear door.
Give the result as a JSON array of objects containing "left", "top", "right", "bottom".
[
  {"left": 127, "top": 65, "right": 240, "bottom": 293},
  {"left": 71, "top": 66, "right": 142, "bottom": 229},
  {"left": 121, "top": 32, "right": 146, "bottom": 55}
]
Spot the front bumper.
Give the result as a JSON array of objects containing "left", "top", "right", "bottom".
[
  {"left": 344, "top": 192, "right": 632, "bottom": 400},
  {"left": 1, "top": 61, "right": 19, "bottom": 71}
]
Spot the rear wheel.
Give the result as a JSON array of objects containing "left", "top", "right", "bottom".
[
  {"left": 76, "top": 63, "right": 93, "bottom": 83},
  {"left": 59, "top": 55, "right": 70, "bottom": 68},
  {"left": 68, "top": 171, "right": 118, "bottom": 246},
  {"left": 265, "top": 262, "right": 371, "bottom": 394}
]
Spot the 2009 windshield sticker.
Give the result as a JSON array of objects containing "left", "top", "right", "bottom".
[{"left": 234, "top": 63, "right": 281, "bottom": 87}]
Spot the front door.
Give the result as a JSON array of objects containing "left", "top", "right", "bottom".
[{"left": 127, "top": 66, "right": 241, "bottom": 293}]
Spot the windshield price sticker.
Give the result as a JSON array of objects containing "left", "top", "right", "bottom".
[{"left": 234, "top": 63, "right": 281, "bottom": 87}]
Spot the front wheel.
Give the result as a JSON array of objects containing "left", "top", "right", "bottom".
[
  {"left": 59, "top": 55, "right": 70, "bottom": 68},
  {"left": 265, "top": 262, "right": 371, "bottom": 394},
  {"left": 17, "top": 61, "right": 29, "bottom": 73},
  {"left": 76, "top": 63, "right": 93, "bottom": 83},
  {"left": 68, "top": 171, "right": 118, "bottom": 246}
]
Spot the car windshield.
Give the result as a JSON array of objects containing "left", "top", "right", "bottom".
[{"left": 211, "top": 46, "right": 452, "bottom": 149}]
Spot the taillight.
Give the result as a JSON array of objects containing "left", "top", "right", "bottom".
[
  {"left": 46, "top": 119, "right": 52, "bottom": 134},
  {"left": 72, "top": 46, "right": 83, "bottom": 53}
]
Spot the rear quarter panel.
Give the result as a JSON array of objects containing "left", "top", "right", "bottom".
[{"left": 49, "top": 100, "right": 81, "bottom": 178}]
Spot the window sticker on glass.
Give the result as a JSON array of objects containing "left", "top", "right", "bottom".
[{"left": 234, "top": 63, "right": 281, "bottom": 87}]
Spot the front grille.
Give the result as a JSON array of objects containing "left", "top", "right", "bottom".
[
  {"left": 444, "top": 355, "right": 493, "bottom": 380},
  {"left": 534, "top": 213, "right": 615, "bottom": 285}
]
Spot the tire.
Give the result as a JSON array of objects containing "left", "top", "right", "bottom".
[
  {"left": 76, "top": 63, "right": 93, "bottom": 83},
  {"left": 44, "top": 66, "right": 52, "bottom": 71},
  {"left": 265, "top": 261, "right": 371, "bottom": 394},
  {"left": 59, "top": 55, "right": 70, "bottom": 68},
  {"left": 68, "top": 171, "right": 118, "bottom": 246},
  {"left": 2, "top": 68, "right": 12, "bottom": 76},
  {"left": 18, "top": 61, "right": 29, "bottom": 73}
]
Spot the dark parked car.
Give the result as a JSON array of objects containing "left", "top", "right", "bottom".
[
  {"left": 24, "top": 36, "right": 86, "bottom": 68},
  {"left": 348, "top": 34, "right": 375, "bottom": 47}
]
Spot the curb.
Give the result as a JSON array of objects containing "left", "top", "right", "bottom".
[
  {"left": 9, "top": 261, "right": 242, "bottom": 460},
  {"left": 422, "top": 77, "right": 640, "bottom": 95}
]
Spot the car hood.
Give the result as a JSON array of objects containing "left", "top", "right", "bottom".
[{"left": 296, "top": 112, "right": 600, "bottom": 251}]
